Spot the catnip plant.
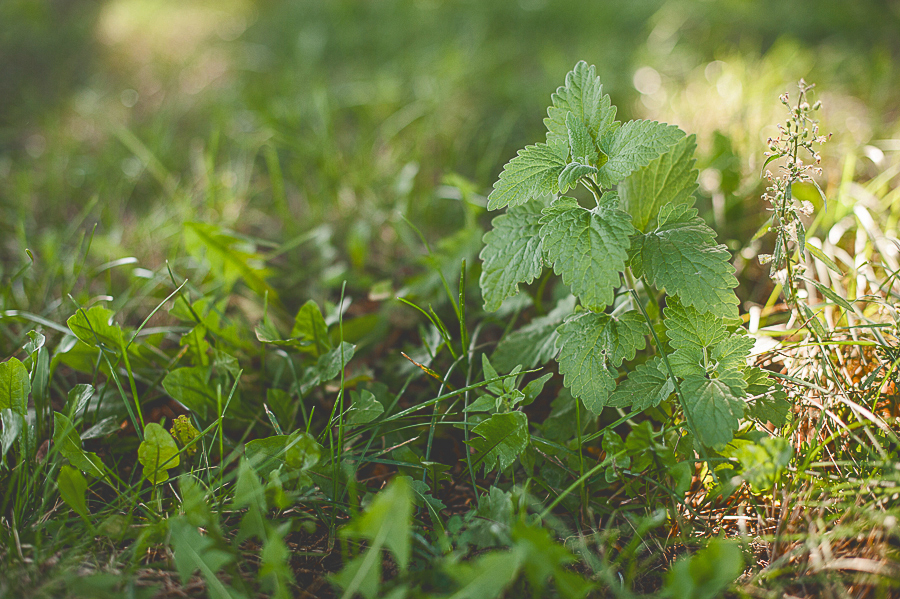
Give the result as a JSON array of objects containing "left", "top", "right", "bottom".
[{"left": 480, "top": 61, "right": 788, "bottom": 452}]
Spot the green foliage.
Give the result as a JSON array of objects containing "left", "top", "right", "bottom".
[
  {"left": 53, "top": 412, "right": 104, "bottom": 477},
  {"left": 0, "top": 357, "right": 30, "bottom": 416},
  {"left": 663, "top": 539, "right": 744, "bottom": 599},
  {"left": 57, "top": 465, "right": 89, "bottom": 519},
  {"left": 480, "top": 201, "right": 545, "bottom": 312},
  {"left": 138, "top": 423, "right": 180, "bottom": 485},
  {"left": 467, "top": 411, "right": 530, "bottom": 473},
  {"left": 486, "top": 141, "right": 568, "bottom": 210},
  {"left": 169, "top": 517, "right": 244, "bottom": 599}
]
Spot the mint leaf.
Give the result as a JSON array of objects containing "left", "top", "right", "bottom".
[
  {"left": 607, "top": 357, "right": 674, "bottom": 410},
  {"left": 487, "top": 141, "right": 567, "bottom": 210},
  {"left": 629, "top": 203, "right": 739, "bottom": 317},
  {"left": 619, "top": 134, "right": 698, "bottom": 232},
  {"left": 468, "top": 411, "right": 529, "bottom": 473},
  {"left": 556, "top": 310, "right": 647, "bottom": 413},
  {"left": 566, "top": 112, "right": 598, "bottom": 164},
  {"left": 545, "top": 61, "right": 617, "bottom": 146},
  {"left": 557, "top": 163, "right": 598, "bottom": 193},
  {"left": 540, "top": 195, "right": 634, "bottom": 309},
  {"left": 480, "top": 201, "right": 545, "bottom": 311},
  {"left": 597, "top": 120, "right": 685, "bottom": 188},
  {"left": 680, "top": 376, "right": 744, "bottom": 448},
  {"left": 664, "top": 297, "right": 728, "bottom": 375}
]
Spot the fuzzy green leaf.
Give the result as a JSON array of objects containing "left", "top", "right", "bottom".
[
  {"left": 545, "top": 61, "right": 617, "bottom": 146},
  {"left": 138, "top": 422, "right": 180, "bottom": 485},
  {"left": 630, "top": 203, "right": 738, "bottom": 317},
  {"left": 607, "top": 357, "right": 674, "bottom": 410},
  {"left": 540, "top": 196, "right": 635, "bottom": 309},
  {"left": 557, "top": 162, "right": 598, "bottom": 193},
  {"left": 681, "top": 376, "right": 744, "bottom": 448},
  {"left": 487, "top": 141, "right": 568, "bottom": 210},
  {"left": 556, "top": 311, "right": 648, "bottom": 413},
  {"left": 480, "top": 201, "right": 545, "bottom": 311},
  {"left": 745, "top": 367, "right": 790, "bottom": 428},
  {"left": 597, "top": 120, "right": 685, "bottom": 188},
  {"left": 619, "top": 134, "right": 698, "bottom": 232},
  {"left": 566, "top": 112, "right": 599, "bottom": 164},
  {"left": 0, "top": 357, "right": 29, "bottom": 416},
  {"left": 468, "top": 411, "right": 530, "bottom": 473}
]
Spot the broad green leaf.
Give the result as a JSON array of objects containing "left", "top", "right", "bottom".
[
  {"left": 566, "top": 112, "right": 599, "bottom": 164},
  {"left": 723, "top": 436, "right": 792, "bottom": 492},
  {"left": 24, "top": 330, "right": 46, "bottom": 356},
  {"left": 629, "top": 203, "right": 738, "bottom": 317},
  {"left": 480, "top": 201, "right": 545, "bottom": 311},
  {"left": 511, "top": 520, "right": 592, "bottom": 599},
  {"left": 169, "top": 517, "right": 242, "bottom": 599},
  {"left": 0, "top": 357, "right": 29, "bottom": 416},
  {"left": 180, "top": 475, "right": 215, "bottom": 529},
  {"left": 234, "top": 458, "right": 267, "bottom": 543},
  {"left": 341, "top": 476, "right": 412, "bottom": 571},
  {"left": 53, "top": 412, "right": 105, "bottom": 477},
  {"left": 619, "top": 134, "right": 699, "bottom": 232},
  {"left": 315, "top": 342, "right": 356, "bottom": 382},
  {"left": 245, "top": 430, "right": 322, "bottom": 473},
  {"left": 664, "top": 539, "right": 743, "bottom": 599},
  {"left": 1, "top": 409, "right": 23, "bottom": 460},
  {"left": 162, "top": 367, "right": 217, "bottom": 419},
  {"left": 597, "top": 120, "right": 685, "bottom": 188},
  {"left": 66, "top": 305, "right": 125, "bottom": 350},
  {"left": 447, "top": 548, "right": 522, "bottom": 599},
  {"left": 556, "top": 310, "right": 647, "bottom": 413},
  {"left": 138, "top": 422, "right": 180, "bottom": 485},
  {"left": 557, "top": 162, "right": 598, "bottom": 193},
  {"left": 607, "top": 357, "right": 674, "bottom": 410},
  {"left": 345, "top": 390, "right": 384, "bottom": 425},
  {"left": 680, "top": 376, "right": 744, "bottom": 448},
  {"left": 255, "top": 316, "right": 310, "bottom": 350},
  {"left": 184, "top": 221, "right": 278, "bottom": 302},
  {"left": 491, "top": 295, "right": 576, "bottom": 371},
  {"left": 468, "top": 411, "right": 529, "bottom": 473},
  {"left": 487, "top": 141, "right": 567, "bottom": 210},
  {"left": 544, "top": 60, "right": 617, "bottom": 146},
  {"left": 259, "top": 524, "right": 295, "bottom": 599},
  {"left": 664, "top": 298, "right": 728, "bottom": 355},
  {"left": 290, "top": 300, "right": 332, "bottom": 356},
  {"left": 540, "top": 196, "right": 635, "bottom": 309},
  {"left": 57, "top": 465, "right": 89, "bottom": 519}
]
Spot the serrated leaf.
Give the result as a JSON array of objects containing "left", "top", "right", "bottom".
[
  {"left": 480, "top": 201, "right": 545, "bottom": 311},
  {"left": 557, "top": 162, "right": 598, "bottom": 193},
  {"left": 57, "top": 465, "right": 89, "bottom": 519},
  {"left": 566, "top": 113, "right": 598, "bottom": 164},
  {"left": 0, "top": 357, "right": 29, "bottom": 416},
  {"left": 745, "top": 367, "right": 790, "bottom": 427},
  {"left": 664, "top": 297, "right": 728, "bottom": 354},
  {"left": 607, "top": 357, "right": 673, "bottom": 410},
  {"left": 487, "top": 141, "right": 568, "bottom": 210},
  {"left": 630, "top": 203, "right": 738, "bottom": 317},
  {"left": 290, "top": 300, "right": 331, "bottom": 356},
  {"left": 138, "top": 422, "right": 180, "bottom": 485},
  {"left": 556, "top": 311, "right": 647, "bottom": 413},
  {"left": 492, "top": 295, "right": 576, "bottom": 371},
  {"left": 711, "top": 334, "right": 755, "bottom": 373},
  {"left": 597, "top": 120, "right": 685, "bottom": 188},
  {"left": 468, "top": 411, "right": 529, "bottom": 472},
  {"left": 545, "top": 61, "right": 617, "bottom": 146},
  {"left": 169, "top": 517, "right": 242, "bottom": 599},
  {"left": 53, "top": 412, "right": 105, "bottom": 478},
  {"left": 163, "top": 367, "right": 217, "bottom": 419},
  {"left": 619, "top": 134, "right": 699, "bottom": 232},
  {"left": 345, "top": 390, "right": 384, "bottom": 425},
  {"left": 540, "top": 196, "right": 634, "bottom": 308},
  {"left": 680, "top": 376, "right": 744, "bottom": 448}
]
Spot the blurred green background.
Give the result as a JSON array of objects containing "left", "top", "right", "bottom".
[{"left": 1, "top": 0, "right": 898, "bottom": 333}]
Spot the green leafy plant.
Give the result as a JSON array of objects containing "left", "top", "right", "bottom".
[{"left": 480, "top": 61, "right": 786, "bottom": 456}]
